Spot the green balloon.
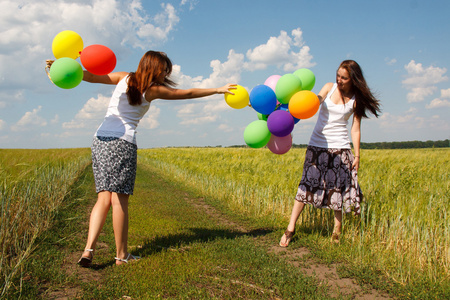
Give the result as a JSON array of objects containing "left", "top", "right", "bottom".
[
  {"left": 257, "top": 112, "right": 269, "bottom": 121},
  {"left": 49, "top": 57, "right": 83, "bottom": 89},
  {"left": 244, "top": 120, "right": 271, "bottom": 148},
  {"left": 293, "top": 68, "right": 315, "bottom": 91},
  {"left": 275, "top": 74, "right": 302, "bottom": 104}
]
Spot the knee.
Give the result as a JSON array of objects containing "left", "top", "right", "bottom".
[
  {"left": 111, "top": 193, "right": 129, "bottom": 208},
  {"left": 97, "top": 191, "right": 113, "bottom": 207}
]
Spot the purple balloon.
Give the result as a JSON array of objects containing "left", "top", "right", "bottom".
[
  {"left": 250, "top": 85, "right": 277, "bottom": 115},
  {"left": 267, "top": 110, "right": 295, "bottom": 137}
]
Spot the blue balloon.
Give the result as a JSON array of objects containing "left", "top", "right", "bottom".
[
  {"left": 276, "top": 103, "right": 289, "bottom": 111},
  {"left": 250, "top": 85, "right": 277, "bottom": 115}
]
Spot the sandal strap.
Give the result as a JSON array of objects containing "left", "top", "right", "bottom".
[
  {"left": 115, "top": 253, "right": 139, "bottom": 263},
  {"left": 84, "top": 249, "right": 94, "bottom": 252},
  {"left": 284, "top": 229, "right": 295, "bottom": 239}
]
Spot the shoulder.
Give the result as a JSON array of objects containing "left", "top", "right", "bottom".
[
  {"left": 323, "top": 82, "right": 334, "bottom": 91},
  {"left": 107, "top": 72, "right": 130, "bottom": 85},
  {"left": 115, "top": 72, "right": 130, "bottom": 82},
  {"left": 144, "top": 84, "right": 172, "bottom": 102},
  {"left": 317, "top": 82, "right": 334, "bottom": 102}
]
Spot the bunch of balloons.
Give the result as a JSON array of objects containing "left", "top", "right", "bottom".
[
  {"left": 48, "top": 30, "right": 117, "bottom": 89},
  {"left": 224, "top": 68, "right": 320, "bottom": 154}
]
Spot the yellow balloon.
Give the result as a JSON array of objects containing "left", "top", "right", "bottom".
[
  {"left": 52, "top": 30, "right": 84, "bottom": 59},
  {"left": 224, "top": 85, "right": 249, "bottom": 109}
]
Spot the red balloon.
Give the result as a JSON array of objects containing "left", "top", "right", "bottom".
[{"left": 80, "top": 44, "right": 116, "bottom": 75}]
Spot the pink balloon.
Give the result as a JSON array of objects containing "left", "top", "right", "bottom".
[
  {"left": 267, "top": 134, "right": 292, "bottom": 155},
  {"left": 264, "top": 75, "right": 281, "bottom": 92}
]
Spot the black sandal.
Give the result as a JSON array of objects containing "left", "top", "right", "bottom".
[
  {"left": 77, "top": 249, "right": 93, "bottom": 267},
  {"left": 279, "top": 229, "right": 295, "bottom": 247}
]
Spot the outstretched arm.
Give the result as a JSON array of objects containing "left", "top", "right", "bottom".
[
  {"left": 145, "top": 84, "right": 236, "bottom": 102},
  {"left": 83, "top": 71, "right": 129, "bottom": 85},
  {"left": 45, "top": 60, "right": 128, "bottom": 85}
]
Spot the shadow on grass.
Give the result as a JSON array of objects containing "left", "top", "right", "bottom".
[
  {"left": 137, "top": 227, "right": 273, "bottom": 257},
  {"left": 84, "top": 227, "right": 273, "bottom": 270}
]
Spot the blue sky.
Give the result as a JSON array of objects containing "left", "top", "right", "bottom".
[{"left": 1, "top": 0, "right": 449, "bottom": 149}]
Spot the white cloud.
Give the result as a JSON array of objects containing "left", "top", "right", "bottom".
[
  {"left": 135, "top": 3, "right": 179, "bottom": 43},
  {"left": 0, "top": 119, "right": 6, "bottom": 130},
  {"left": 218, "top": 123, "right": 234, "bottom": 133},
  {"left": 402, "top": 60, "right": 448, "bottom": 103},
  {"left": 180, "top": 0, "right": 198, "bottom": 11},
  {"left": 426, "top": 98, "right": 450, "bottom": 109},
  {"left": 245, "top": 28, "right": 315, "bottom": 72},
  {"left": 440, "top": 88, "right": 450, "bottom": 98},
  {"left": 11, "top": 106, "right": 47, "bottom": 131},
  {"left": 176, "top": 101, "right": 220, "bottom": 125},
  {"left": 200, "top": 50, "right": 245, "bottom": 88},
  {"left": 62, "top": 94, "right": 109, "bottom": 129},
  {"left": 385, "top": 57, "right": 397, "bottom": 65},
  {"left": 425, "top": 88, "right": 450, "bottom": 109},
  {"left": 378, "top": 109, "right": 449, "bottom": 131},
  {"left": 140, "top": 105, "right": 161, "bottom": 129},
  {"left": 0, "top": 0, "right": 180, "bottom": 91},
  {"left": 51, "top": 114, "right": 60, "bottom": 124}
]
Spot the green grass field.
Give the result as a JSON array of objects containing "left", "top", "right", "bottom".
[
  {"left": 1, "top": 147, "right": 449, "bottom": 299},
  {"left": 138, "top": 147, "right": 450, "bottom": 298}
]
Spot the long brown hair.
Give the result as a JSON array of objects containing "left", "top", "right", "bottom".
[
  {"left": 339, "top": 60, "right": 381, "bottom": 118},
  {"left": 126, "top": 51, "right": 176, "bottom": 105}
]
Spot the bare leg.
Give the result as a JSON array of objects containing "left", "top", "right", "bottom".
[
  {"left": 331, "top": 210, "right": 342, "bottom": 243},
  {"left": 82, "top": 191, "right": 112, "bottom": 259},
  {"left": 111, "top": 192, "right": 130, "bottom": 265},
  {"left": 280, "top": 201, "right": 305, "bottom": 247}
]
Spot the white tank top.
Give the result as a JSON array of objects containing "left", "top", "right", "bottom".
[
  {"left": 308, "top": 83, "right": 355, "bottom": 149},
  {"left": 95, "top": 75, "right": 150, "bottom": 145}
]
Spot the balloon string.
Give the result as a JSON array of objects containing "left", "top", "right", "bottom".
[{"left": 45, "top": 59, "right": 55, "bottom": 86}]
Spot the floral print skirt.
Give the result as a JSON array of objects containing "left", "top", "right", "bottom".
[
  {"left": 91, "top": 136, "right": 137, "bottom": 195},
  {"left": 295, "top": 146, "right": 363, "bottom": 214}
]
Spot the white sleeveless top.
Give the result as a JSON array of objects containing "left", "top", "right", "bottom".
[
  {"left": 95, "top": 75, "right": 150, "bottom": 145},
  {"left": 308, "top": 83, "right": 355, "bottom": 149}
]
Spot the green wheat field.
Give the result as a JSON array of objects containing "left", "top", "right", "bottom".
[{"left": 0, "top": 147, "right": 449, "bottom": 298}]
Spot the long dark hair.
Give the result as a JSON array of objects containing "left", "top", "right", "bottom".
[
  {"left": 126, "top": 51, "right": 177, "bottom": 105},
  {"left": 339, "top": 60, "right": 381, "bottom": 118}
]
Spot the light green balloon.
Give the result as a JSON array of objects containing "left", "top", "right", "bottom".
[
  {"left": 49, "top": 57, "right": 83, "bottom": 89},
  {"left": 257, "top": 112, "right": 269, "bottom": 121},
  {"left": 275, "top": 74, "right": 302, "bottom": 104},
  {"left": 243, "top": 120, "right": 271, "bottom": 148},
  {"left": 293, "top": 68, "right": 315, "bottom": 91}
]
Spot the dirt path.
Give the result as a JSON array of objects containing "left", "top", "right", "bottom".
[{"left": 50, "top": 169, "right": 391, "bottom": 299}]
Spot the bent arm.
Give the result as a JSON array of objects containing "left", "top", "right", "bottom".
[
  {"left": 145, "top": 84, "right": 236, "bottom": 102},
  {"left": 317, "top": 82, "right": 333, "bottom": 103},
  {"left": 83, "top": 71, "right": 129, "bottom": 85},
  {"left": 351, "top": 114, "right": 362, "bottom": 171}
]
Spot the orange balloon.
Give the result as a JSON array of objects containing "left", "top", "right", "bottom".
[{"left": 288, "top": 90, "right": 320, "bottom": 119}]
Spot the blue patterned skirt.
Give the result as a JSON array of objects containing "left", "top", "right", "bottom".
[
  {"left": 91, "top": 136, "right": 137, "bottom": 195},
  {"left": 295, "top": 146, "right": 363, "bottom": 214}
]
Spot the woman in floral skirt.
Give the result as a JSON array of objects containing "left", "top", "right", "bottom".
[{"left": 279, "top": 60, "right": 381, "bottom": 246}]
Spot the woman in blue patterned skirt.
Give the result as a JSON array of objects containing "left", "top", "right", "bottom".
[{"left": 73, "top": 51, "right": 235, "bottom": 266}]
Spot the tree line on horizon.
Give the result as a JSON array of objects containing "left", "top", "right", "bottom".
[
  {"left": 291, "top": 139, "right": 450, "bottom": 149},
  {"left": 222, "top": 139, "right": 449, "bottom": 149}
]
